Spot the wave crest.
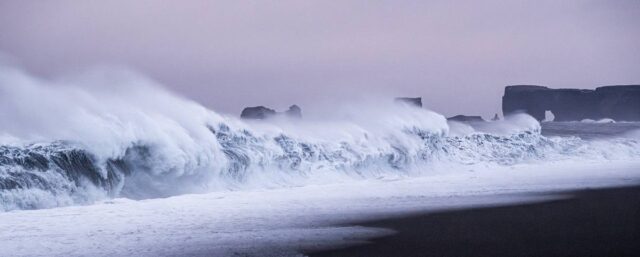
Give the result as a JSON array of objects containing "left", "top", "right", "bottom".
[{"left": 1, "top": 66, "right": 639, "bottom": 211}]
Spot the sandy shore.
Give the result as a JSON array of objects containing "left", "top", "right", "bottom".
[{"left": 306, "top": 186, "right": 640, "bottom": 257}]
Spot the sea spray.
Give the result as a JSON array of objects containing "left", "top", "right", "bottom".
[{"left": 2, "top": 66, "right": 639, "bottom": 211}]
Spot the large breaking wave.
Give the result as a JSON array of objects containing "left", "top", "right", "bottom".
[{"left": 1, "top": 66, "right": 639, "bottom": 211}]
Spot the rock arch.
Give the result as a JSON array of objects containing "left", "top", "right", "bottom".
[{"left": 502, "top": 85, "right": 640, "bottom": 121}]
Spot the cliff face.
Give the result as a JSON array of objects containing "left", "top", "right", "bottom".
[{"left": 502, "top": 85, "right": 640, "bottom": 121}]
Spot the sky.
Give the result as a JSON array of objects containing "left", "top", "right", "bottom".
[{"left": 1, "top": 0, "right": 639, "bottom": 118}]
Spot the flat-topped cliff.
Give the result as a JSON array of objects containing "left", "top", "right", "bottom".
[{"left": 502, "top": 85, "right": 640, "bottom": 121}]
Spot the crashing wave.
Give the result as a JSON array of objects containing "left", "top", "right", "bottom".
[
  {"left": 2, "top": 66, "right": 640, "bottom": 211},
  {"left": 3, "top": 118, "right": 639, "bottom": 211},
  {"left": 581, "top": 118, "right": 616, "bottom": 124}
]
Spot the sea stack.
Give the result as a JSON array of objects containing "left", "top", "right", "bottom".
[
  {"left": 241, "top": 105, "right": 303, "bottom": 120},
  {"left": 284, "top": 105, "right": 302, "bottom": 119}
]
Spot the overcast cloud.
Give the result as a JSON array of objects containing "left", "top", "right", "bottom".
[{"left": 1, "top": 0, "right": 639, "bottom": 117}]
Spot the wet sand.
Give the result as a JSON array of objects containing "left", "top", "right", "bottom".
[{"left": 306, "top": 186, "right": 640, "bottom": 257}]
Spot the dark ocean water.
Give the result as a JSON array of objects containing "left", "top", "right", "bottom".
[{"left": 541, "top": 122, "right": 640, "bottom": 140}]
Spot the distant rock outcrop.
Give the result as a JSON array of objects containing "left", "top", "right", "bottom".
[
  {"left": 502, "top": 85, "right": 640, "bottom": 121},
  {"left": 447, "top": 115, "right": 485, "bottom": 122},
  {"left": 284, "top": 105, "right": 302, "bottom": 119},
  {"left": 240, "top": 106, "right": 276, "bottom": 120},
  {"left": 394, "top": 97, "right": 422, "bottom": 107},
  {"left": 241, "top": 105, "right": 302, "bottom": 120}
]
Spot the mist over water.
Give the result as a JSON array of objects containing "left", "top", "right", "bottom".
[{"left": 1, "top": 66, "right": 640, "bottom": 211}]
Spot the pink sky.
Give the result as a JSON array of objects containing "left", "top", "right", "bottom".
[{"left": 1, "top": 0, "right": 639, "bottom": 117}]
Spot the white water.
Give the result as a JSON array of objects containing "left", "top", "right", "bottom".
[
  {"left": 581, "top": 118, "right": 616, "bottom": 123},
  {"left": 2, "top": 65, "right": 640, "bottom": 211},
  {"left": 1, "top": 160, "right": 639, "bottom": 257}
]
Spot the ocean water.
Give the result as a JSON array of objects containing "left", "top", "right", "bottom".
[
  {"left": 541, "top": 121, "right": 640, "bottom": 140},
  {"left": 1, "top": 66, "right": 640, "bottom": 211}
]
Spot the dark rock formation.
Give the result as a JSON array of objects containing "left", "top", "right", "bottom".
[
  {"left": 491, "top": 113, "right": 500, "bottom": 121},
  {"left": 394, "top": 97, "right": 422, "bottom": 107},
  {"left": 285, "top": 105, "right": 302, "bottom": 119},
  {"left": 447, "top": 115, "right": 486, "bottom": 122},
  {"left": 502, "top": 85, "right": 640, "bottom": 121},
  {"left": 241, "top": 105, "right": 302, "bottom": 120},
  {"left": 240, "top": 106, "right": 277, "bottom": 120}
]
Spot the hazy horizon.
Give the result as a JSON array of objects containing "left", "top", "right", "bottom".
[{"left": 1, "top": 0, "right": 639, "bottom": 118}]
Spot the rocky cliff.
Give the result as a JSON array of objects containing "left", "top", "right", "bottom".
[{"left": 502, "top": 85, "right": 640, "bottom": 121}]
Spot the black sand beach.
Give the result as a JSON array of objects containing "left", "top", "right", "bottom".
[{"left": 307, "top": 186, "right": 640, "bottom": 257}]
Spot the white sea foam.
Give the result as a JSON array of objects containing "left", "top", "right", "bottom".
[
  {"left": 1, "top": 65, "right": 640, "bottom": 211},
  {"left": 581, "top": 118, "right": 616, "bottom": 123},
  {"left": 1, "top": 160, "right": 639, "bottom": 257}
]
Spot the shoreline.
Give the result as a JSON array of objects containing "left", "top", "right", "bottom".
[
  {"left": 305, "top": 185, "right": 640, "bottom": 257},
  {"left": 3, "top": 161, "right": 639, "bottom": 257}
]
